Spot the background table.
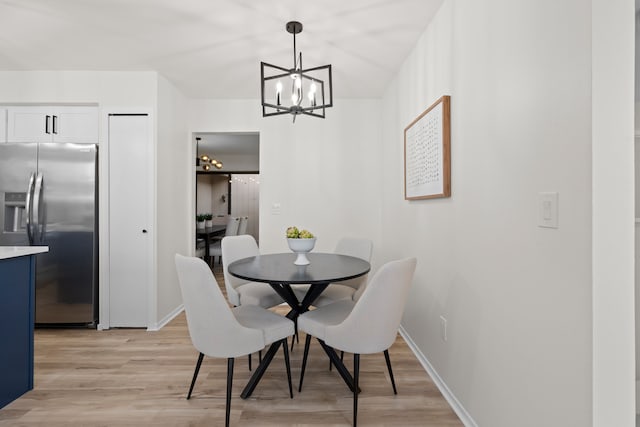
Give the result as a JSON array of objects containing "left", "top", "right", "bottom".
[{"left": 228, "top": 252, "right": 370, "bottom": 398}]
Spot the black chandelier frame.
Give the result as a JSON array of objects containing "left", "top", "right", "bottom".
[{"left": 260, "top": 21, "right": 333, "bottom": 121}]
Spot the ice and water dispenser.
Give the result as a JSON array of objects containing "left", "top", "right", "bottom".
[{"left": 3, "top": 192, "right": 27, "bottom": 233}]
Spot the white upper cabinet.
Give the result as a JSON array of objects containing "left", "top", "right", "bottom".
[{"left": 7, "top": 106, "right": 98, "bottom": 143}]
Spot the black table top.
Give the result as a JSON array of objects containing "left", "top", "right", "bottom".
[
  {"left": 228, "top": 253, "right": 371, "bottom": 285},
  {"left": 196, "top": 225, "right": 226, "bottom": 237}
]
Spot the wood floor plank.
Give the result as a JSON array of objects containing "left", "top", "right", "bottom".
[{"left": 0, "top": 264, "right": 463, "bottom": 426}]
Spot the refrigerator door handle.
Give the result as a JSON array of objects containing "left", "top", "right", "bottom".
[
  {"left": 25, "top": 172, "right": 36, "bottom": 245},
  {"left": 33, "top": 173, "right": 44, "bottom": 244}
]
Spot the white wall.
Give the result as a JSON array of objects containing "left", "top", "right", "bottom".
[
  {"left": 592, "top": 0, "right": 635, "bottom": 424},
  {"left": 380, "top": 0, "right": 599, "bottom": 425},
  {"left": 156, "top": 75, "right": 189, "bottom": 327},
  {"left": 188, "top": 99, "right": 383, "bottom": 258},
  {"left": 0, "top": 71, "right": 157, "bottom": 107},
  {"left": 231, "top": 174, "right": 260, "bottom": 241},
  {"left": 196, "top": 174, "right": 229, "bottom": 216}
]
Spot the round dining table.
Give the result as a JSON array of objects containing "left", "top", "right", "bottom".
[
  {"left": 228, "top": 252, "right": 371, "bottom": 398},
  {"left": 228, "top": 252, "right": 370, "bottom": 317}
]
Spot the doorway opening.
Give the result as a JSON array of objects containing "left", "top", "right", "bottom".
[{"left": 194, "top": 132, "right": 260, "bottom": 246}]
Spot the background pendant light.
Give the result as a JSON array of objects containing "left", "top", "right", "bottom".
[
  {"left": 260, "top": 21, "right": 333, "bottom": 122},
  {"left": 195, "top": 137, "right": 223, "bottom": 171}
]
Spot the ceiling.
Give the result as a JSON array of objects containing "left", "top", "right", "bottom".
[{"left": 0, "top": 0, "right": 444, "bottom": 99}]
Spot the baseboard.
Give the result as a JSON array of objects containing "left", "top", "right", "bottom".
[
  {"left": 399, "top": 325, "right": 478, "bottom": 427},
  {"left": 147, "top": 304, "right": 184, "bottom": 331}
]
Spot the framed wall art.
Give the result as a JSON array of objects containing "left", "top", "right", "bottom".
[{"left": 404, "top": 95, "right": 451, "bottom": 200}]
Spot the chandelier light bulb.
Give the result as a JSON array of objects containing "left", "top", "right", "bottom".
[
  {"left": 276, "top": 80, "right": 282, "bottom": 105},
  {"left": 308, "top": 81, "right": 317, "bottom": 106},
  {"left": 295, "top": 78, "right": 302, "bottom": 105}
]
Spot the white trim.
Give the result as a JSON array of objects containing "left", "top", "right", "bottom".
[
  {"left": 147, "top": 305, "right": 184, "bottom": 332},
  {"left": 398, "top": 325, "right": 478, "bottom": 427}
]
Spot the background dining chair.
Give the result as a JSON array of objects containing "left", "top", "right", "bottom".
[
  {"left": 297, "top": 257, "right": 417, "bottom": 427},
  {"left": 311, "top": 237, "right": 373, "bottom": 307},
  {"left": 209, "top": 216, "right": 240, "bottom": 265},
  {"left": 221, "top": 235, "right": 284, "bottom": 309},
  {"left": 174, "top": 254, "right": 294, "bottom": 427},
  {"left": 237, "top": 216, "right": 248, "bottom": 235},
  {"left": 195, "top": 238, "right": 206, "bottom": 259}
]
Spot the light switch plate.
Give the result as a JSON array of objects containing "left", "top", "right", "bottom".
[
  {"left": 538, "top": 192, "right": 559, "bottom": 228},
  {"left": 271, "top": 202, "right": 282, "bottom": 215}
]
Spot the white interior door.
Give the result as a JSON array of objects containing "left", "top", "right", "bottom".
[{"left": 108, "top": 114, "right": 150, "bottom": 327}]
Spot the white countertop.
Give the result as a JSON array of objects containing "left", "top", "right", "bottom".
[{"left": 0, "top": 246, "right": 49, "bottom": 260}]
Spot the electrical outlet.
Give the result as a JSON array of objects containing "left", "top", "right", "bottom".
[{"left": 440, "top": 315, "right": 447, "bottom": 342}]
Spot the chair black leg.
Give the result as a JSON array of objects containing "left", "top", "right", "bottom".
[
  {"left": 282, "top": 338, "right": 293, "bottom": 398},
  {"left": 226, "top": 357, "right": 234, "bottom": 427},
  {"left": 329, "top": 350, "right": 344, "bottom": 371},
  {"left": 187, "top": 352, "right": 204, "bottom": 399},
  {"left": 291, "top": 318, "right": 299, "bottom": 351},
  {"left": 248, "top": 350, "right": 262, "bottom": 371},
  {"left": 383, "top": 349, "right": 397, "bottom": 395},
  {"left": 353, "top": 353, "right": 360, "bottom": 427},
  {"left": 298, "top": 334, "right": 312, "bottom": 392}
]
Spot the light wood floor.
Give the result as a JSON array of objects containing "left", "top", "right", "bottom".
[{"left": 0, "top": 264, "right": 463, "bottom": 426}]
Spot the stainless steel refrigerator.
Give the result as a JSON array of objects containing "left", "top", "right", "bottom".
[{"left": 0, "top": 143, "right": 98, "bottom": 326}]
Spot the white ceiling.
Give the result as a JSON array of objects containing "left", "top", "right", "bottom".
[{"left": 0, "top": 0, "right": 444, "bottom": 99}]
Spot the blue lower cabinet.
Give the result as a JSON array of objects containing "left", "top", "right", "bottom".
[{"left": 0, "top": 255, "right": 35, "bottom": 409}]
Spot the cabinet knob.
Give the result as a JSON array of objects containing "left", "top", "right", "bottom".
[{"left": 142, "top": 229, "right": 147, "bottom": 233}]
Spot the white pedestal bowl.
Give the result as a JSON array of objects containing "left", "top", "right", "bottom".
[{"left": 287, "top": 238, "right": 316, "bottom": 265}]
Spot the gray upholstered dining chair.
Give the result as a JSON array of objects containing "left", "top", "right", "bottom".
[
  {"left": 314, "top": 237, "right": 373, "bottom": 306},
  {"left": 209, "top": 216, "right": 240, "bottom": 265},
  {"left": 292, "top": 237, "right": 373, "bottom": 307},
  {"left": 221, "top": 235, "right": 285, "bottom": 309},
  {"left": 297, "top": 257, "right": 417, "bottom": 427},
  {"left": 237, "top": 216, "right": 248, "bottom": 235},
  {"left": 174, "top": 254, "right": 294, "bottom": 427}
]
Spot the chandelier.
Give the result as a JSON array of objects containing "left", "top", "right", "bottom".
[
  {"left": 196, "top": 137, "right": 223, "bottom": 171},
  {"left": 260, "top": 21, "right": 333, "bottom": 122}
]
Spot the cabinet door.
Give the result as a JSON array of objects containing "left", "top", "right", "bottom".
[
  {"left": 53, "top": 106, "right": 98, "bottom": 143},
  {"left": 7, "top": 106, "right": 52, "bottom": 142},
  {"left": 0, "top": 255, "right": 34, "bottom": 409},
  {"left": 7, "top": 106, "right": 98, "bottom": 143}
]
